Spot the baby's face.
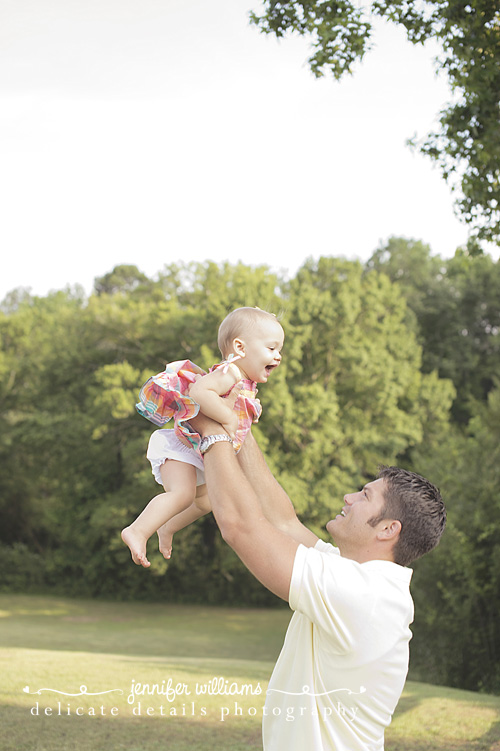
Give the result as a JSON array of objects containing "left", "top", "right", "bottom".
[{"left": 236, "top": 319, "right": 284, "bottom": 383}]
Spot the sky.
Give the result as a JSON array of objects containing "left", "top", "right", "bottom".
[{"left": 1, "top": 0, "right": 496, "bottom": 301}]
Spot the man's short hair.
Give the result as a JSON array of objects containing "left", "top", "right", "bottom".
[{"left": 370, "top": 466, "right": 446, "bottom": 567}]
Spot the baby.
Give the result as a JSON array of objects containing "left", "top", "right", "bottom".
[{"left": 121, "top": 307, "right": 284, "bottom": 567}]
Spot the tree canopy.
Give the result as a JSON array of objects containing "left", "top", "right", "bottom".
[
  {"left": 1, "top": 248, "right": 500, "bottom": 692},
  {"left": 250, "top": 1, "right": 500, "bottom": 244}
]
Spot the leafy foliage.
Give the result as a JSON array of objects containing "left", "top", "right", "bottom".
[
  {"left": 368, "top": 237, "right": 500, "bottom": 422},
  {"left": 249, "top": 0, "right": 373, "bottom": 77},
  {"left": 250, "top": 0, "right": 500, "bottom": 243},
  {"left": 1, "top": 250, "right": 499, "bottom": 691},
  {"left": 410, "top": 386, "right": 500, "bottom": 693}
]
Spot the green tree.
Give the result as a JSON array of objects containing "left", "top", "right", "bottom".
[
  {"left": 0, "top": 260, "right": 458, "bottom": 617},
  {"left": 250, "top": 0, "right": 500, "bottom": 243},
  {"left": 94, "top": 264, "right": 153, "bottom": 296},
  {"left": 3, "top": 256, "right": 498, "bottom": 691},
  {"left": 39, "top": 262, "right": 288, "bottom": 602},
  {"left": 368, "top": 239, "right": 500, "bottom": 422},
  {"left": 262, "top": 256, "right": 454, "bottom": 533},
  {"left": 366, "top": 236, "right": 445, "bottom": 323},
  {"left": 410, "top": 383, "right": 500, "bottom": 693}
]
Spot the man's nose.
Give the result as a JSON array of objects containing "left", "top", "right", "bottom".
[{"left": 344, "top": 492, "right": 355, "bottom": 505}]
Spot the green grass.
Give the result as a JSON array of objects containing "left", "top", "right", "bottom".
[{"left": 1, "top": 594, "right": 499, "bottom": 751}]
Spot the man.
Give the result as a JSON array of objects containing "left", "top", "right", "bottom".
[{"left": 192, "top": 410, "right": 446, "bottom": 751}]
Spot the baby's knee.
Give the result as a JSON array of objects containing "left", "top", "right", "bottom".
[
  {"left": 194, "top": 493, "right": 211, "bottom": 513},
  {"left": 173, "top": 487, "right": 197, "bottom": 507}
]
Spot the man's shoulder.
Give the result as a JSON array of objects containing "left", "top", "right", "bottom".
[
  {"left": 313, "top": 539, "right": 340, "bottom": 556},
  {"left": 296, "top": 541, "right": 411, "bottom": 590}
]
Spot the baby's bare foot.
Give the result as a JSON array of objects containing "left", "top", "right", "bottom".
[
  {"left": 121, "top": 526, "right": 151, "bottom": 568},
  {"left": 157, "top": 523, "right": 173, "bottom": 560}
]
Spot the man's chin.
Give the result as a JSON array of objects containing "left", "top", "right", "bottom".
[{"left": 326, "top": 519, "right": 337, "bottom": 537}]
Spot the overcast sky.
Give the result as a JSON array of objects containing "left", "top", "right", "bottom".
[{"left": 1, "top": 0, "right": 494, "bottom": 301}]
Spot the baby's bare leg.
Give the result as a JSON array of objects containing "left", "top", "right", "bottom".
[
  {"left": 157, "top": 484, "right": 210, "bottom": 560},
  {"left": 121, "top": 461, "right": 197, "bottom": 568}
]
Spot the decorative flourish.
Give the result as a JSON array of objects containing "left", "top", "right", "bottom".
[
  {"left": 23, "top": 685, "right": 124, "bottom": 697},
  {"left": 267, "top": 685, "right": 366, "bottom": 697}
]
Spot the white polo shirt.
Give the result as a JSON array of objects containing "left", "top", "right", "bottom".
[{"left": 263, "top": 540, "right": 414, "bottom": 751}]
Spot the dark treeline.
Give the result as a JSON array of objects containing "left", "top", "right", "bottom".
[{"left": 1, "top": 238, "right": 499, "bottom": 694}]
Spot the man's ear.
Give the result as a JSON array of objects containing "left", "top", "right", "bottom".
[
  {"left": 376, "top": 519, "right": 401, "bottom": 542},
  {"left": 233, "top": 338, "right": 246, "bottom": 357}
]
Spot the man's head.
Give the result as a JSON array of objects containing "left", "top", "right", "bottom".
[
  {"left": 327, "top": 466, "right": 446, "bottom": 566},
  {"left": 371, "top": 466, "right": 446, "bottom": 566}
]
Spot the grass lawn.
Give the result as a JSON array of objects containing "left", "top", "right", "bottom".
[{"left": 1, "top": 594, "right": 499, "bottom": 750}]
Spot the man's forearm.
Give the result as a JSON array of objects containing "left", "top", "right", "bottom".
[
  {"left": 188, "top": 412, "right": 308, "bottom": 600},
  {"left": 189, "top": 411, "right": 318, "bottom": 549},
  {"left": 237, "top": 432, "right": 319, "bottom": 547},
  {"left": 201, "top": 438, "right": 299, "bottom": 601}
]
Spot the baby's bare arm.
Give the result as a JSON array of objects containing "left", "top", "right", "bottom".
[{"left": 190, "top": 366, "right": 241, "bottom": 436}]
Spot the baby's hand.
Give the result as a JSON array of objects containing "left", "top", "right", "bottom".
[{"left": 222, "top": 411, "right": 239, "bottom": 441}]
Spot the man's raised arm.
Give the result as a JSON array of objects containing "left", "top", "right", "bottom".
[
  {"left": 236, "top": 430, "right": 319, "bottom": 548},
  {"left": 191, "top": 414, "right": 308, "bottom": 601}
]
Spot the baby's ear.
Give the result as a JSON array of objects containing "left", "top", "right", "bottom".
[{"left": 232, "top": 338, "right": 246, "bottom": 357}]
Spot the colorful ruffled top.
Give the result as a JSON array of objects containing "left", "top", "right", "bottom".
[{"left": 136, "top": 358, "right": 262, "bottom": 453}]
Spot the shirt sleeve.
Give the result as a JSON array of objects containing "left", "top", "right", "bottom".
[
  {"left": 314, "top": 538, "right": 339, "bottom": 555},
  {"left": 289, "top": 543, "right": 377, "bottom": 654}
]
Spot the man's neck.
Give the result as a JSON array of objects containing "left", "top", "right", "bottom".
[{"left": 337, "top": 544, "right": 396, "bottom": 565}]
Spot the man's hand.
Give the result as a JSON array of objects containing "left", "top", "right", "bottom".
[{"left": 222, "top": 411, "right": 239, "bottom": 441}]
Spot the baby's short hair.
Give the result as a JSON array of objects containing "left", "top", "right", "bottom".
[{"left": 217, "top": 307, "right": 278, "bottom": 358}]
